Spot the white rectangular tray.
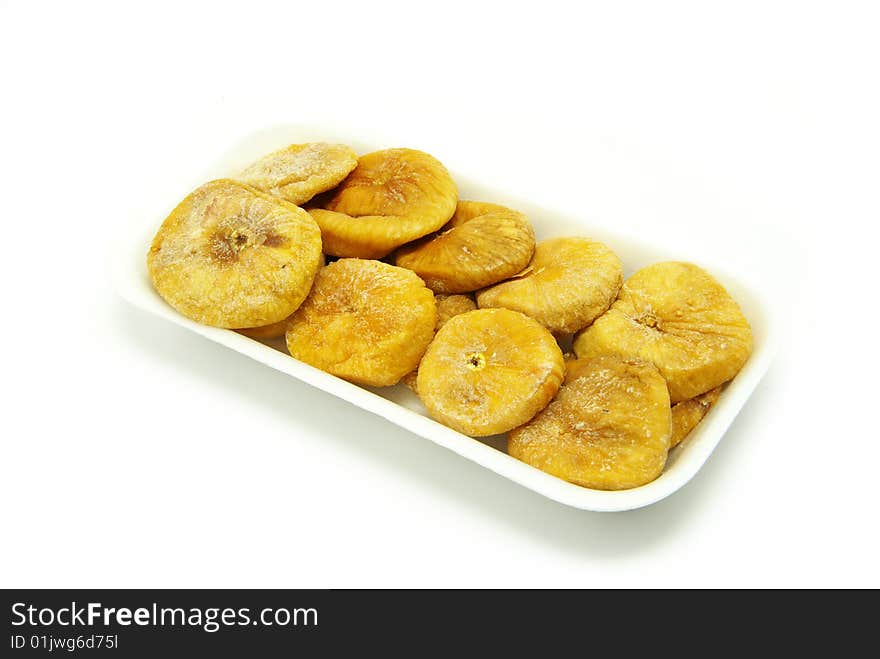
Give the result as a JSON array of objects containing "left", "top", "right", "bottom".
[{"left": 112, "top": 124, "right": 778, "bottom": 512}]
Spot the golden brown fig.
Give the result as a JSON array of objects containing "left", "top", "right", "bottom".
[
  {"left": 394, "top": 201, "right": 535, "bottom": 293},
  {"left": 285, "top": 259, "right": 436, "bottom": 387},
  {"left": 670, "top": 387, "right": 722, "bottom": 447},
  {"left": 476, "top": 237, "right": 623, "bottom": 335},
  {"left": 236, "top": 143, "right": 358, "bottom": 206},
  {"left": 147, "top": 179, "right": 323, "bottom": 328},
  {"left": 309, "top": 148, "right": 457, "bottom": 259},
  {"left": 417, "top": 308, "right": 564, "bottom": 436},
  {"left": 508, "top": 355, "right": 672, "bottom": 490},
  {"left": 573, "top": 262, "right": 752, "bottom": 402}
]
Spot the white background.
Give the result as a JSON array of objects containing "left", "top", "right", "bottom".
[{"left": 1, "top": 0, "right": 878, "bottom": 588}]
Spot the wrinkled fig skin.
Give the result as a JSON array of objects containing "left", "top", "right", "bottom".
[
  {"left": 309, "top": 148, "right": 457, "bottom": 259},
  {"left": 395, "top": 200, "right": 535, "bottom": 294},
  {"left": 574, "top": 261, "right": 752, "bottom": 402},
  {"left": 148, "top": 179, "right": 323, "bottom": 329},
  {"left": 236, "top": 142, "right": 358, "bottom": 206},
  {"left": 417, "top": 308, "right": 564, "bottom": 436},
  {"left": 477, "top": 237, "right": 623, "bottom": 335},
  {"left": 509, "top": 355, "right": 672, "bottom": 490},
  {"left": 285, "top": 259, "right": 436, "bottom": 387}
]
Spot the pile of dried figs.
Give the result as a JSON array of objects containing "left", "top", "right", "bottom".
[{"left": 148, "top": 142, "right": 752, "bottom": 490}]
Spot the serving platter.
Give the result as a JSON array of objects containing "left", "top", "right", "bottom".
[{"left": 112, "top": 124, "right": 778, "bottom": 511}]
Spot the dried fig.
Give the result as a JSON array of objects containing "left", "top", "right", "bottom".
[
  {"left": 395, "top": 201, "right": 534, "bottom": 293},
  {"left": 285, "top": 259, "right": 436, "bottom": 387},
  {"left": 509, "top": 355, "right": 672, "bottom": 490},
  {"left": 573, "top": 262, "right": 752, "bottom": 402},
  {"left": 147, "top": 179, "right": 322, "bottom": 328},
  {"left": 417, "top": 308, "right": 564, "bottom": 436},
  {"left": 476, "top": 237, "right": 622, "bottom": 335},
  {"left": 309, "top": 148, "right": 457, "bottom": 259},
  {"left": 237, "top": 142, "right": 358, "bottom": 206}
]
